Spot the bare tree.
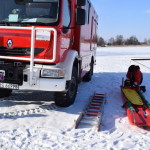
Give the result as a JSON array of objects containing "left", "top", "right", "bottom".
[
  {"left": 125, "top": 36, "right": 139, "bottom": 45},
  {"left": 144, "top": 38, "right": 148, "bottom": 44},
  {"left": 115, "top": 35, "right": 124, "bottom": 45},
  {"left": 108, "top": 37, "right": 115, "bottom": 46},
  {"left": 147, "top": 39, "right": 150, "bottom": 44},
  {"left": 97, "top": 37, "right": 106, "bottom": 46}
]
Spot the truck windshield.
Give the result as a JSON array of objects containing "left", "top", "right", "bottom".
[{"left": 0, "top": 0, "right": 59, "bottom": 26}]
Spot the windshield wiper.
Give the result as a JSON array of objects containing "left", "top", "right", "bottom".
[
  {"left": 0, "top": 21, "right": 24, "bottom": 26},
  {"left": 0, "top": 22, "right": 31, "bottom": 27},
  {"left": 0, "top": 21, "right": 51, "bottom": 27},
  {"left": 0, "top": 22, "right": 10, "bottom": 26},
  {"left": 21, "top": 22, "right": 49, "bottom": 26}
]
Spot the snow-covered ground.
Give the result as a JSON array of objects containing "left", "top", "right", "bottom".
[{"left": 0, "top": 46, "right": 150, "bottom": 150}]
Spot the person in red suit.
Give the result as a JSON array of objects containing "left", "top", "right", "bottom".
[{"left": 125, "top": 65, "right": 143, "bottom": 87}]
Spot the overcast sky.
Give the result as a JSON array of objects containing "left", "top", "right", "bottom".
[{"left": 92, "top": 0, "right": 150, "bottom": 42}]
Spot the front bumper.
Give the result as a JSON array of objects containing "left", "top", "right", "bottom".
[{"left": 19, "top": 78, "right": 66, "bottom": 91}]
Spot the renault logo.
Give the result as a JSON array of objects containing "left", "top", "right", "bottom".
[{"left": 7, "top": 39, "right": 13, "bottom": 47}]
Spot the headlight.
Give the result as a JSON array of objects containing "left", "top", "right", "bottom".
[{"left": 41, "top": 69, "right": 65, "bottom": 78}]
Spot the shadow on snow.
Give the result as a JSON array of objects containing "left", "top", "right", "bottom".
[{"left": 0, "top": 72, "right": 150, "bottom": 131}]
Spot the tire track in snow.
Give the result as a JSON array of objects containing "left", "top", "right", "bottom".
[
  {"left": 0, "top": 91, "right": 58, "bottom": 119},
  {"left": 0, "top": 104, "right": 58, "bottom": 119}
]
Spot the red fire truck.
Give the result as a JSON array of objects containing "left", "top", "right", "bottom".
[{"left": 0, "top": 0, "right": 98, "bottom": 107}]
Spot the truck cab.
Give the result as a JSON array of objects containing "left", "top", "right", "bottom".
[{"left": 0, "top": 0, "right": 98, "bottom": 107}]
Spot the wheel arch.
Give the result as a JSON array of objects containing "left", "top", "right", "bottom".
[{"left": 58, "top": 50, "right": 79, "bottom": 81}]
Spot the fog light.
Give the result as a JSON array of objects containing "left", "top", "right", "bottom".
[{"left": 41, "top": 69, "right": 65, "bottom": 78}]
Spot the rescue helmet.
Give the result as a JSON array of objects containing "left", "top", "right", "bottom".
[{"left": 128, "top": 65, "right": 135, "bottom": 72}]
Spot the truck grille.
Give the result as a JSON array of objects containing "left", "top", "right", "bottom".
[{"left": 0, "top": 46, "right": 44, "bottom": 56}]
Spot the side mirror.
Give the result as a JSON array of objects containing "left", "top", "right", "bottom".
[
  {"left": 15, "top": 0, "right": 27, "bottom": 4},
  {"left": 76, "top": 0, "right": 86, "bottom": 6},
  {"left": 62, "top": 27, "right": 69, "bottom": 33},
  {"left": 76, "top": 8, "right": 86, "bottom": 25}
]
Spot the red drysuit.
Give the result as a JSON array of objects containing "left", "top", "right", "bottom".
[{"left": 126, "top": 66, "right": 142, "bottom": 85}]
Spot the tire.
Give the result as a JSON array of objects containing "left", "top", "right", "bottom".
[
  {"left": 54, "top": 67, "right": 78, "bottom": 107},
  {"left": 0, "top": 89, "right": 12, "bottom": 98},
  {"left": 83, "top": 61, "right": 94, "bottom": 82}
]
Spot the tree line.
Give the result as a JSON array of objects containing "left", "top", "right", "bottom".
[{"left": 98, "top": 35, "right": 150, "bottom": 46}]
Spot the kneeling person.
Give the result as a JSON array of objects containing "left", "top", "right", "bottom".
[{"left": 125, "top": 65, "right": 143, "bottom": 88}]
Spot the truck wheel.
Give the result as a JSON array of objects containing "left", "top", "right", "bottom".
[
  {"left": 83, "top": 61, "right": 94, "bottom": 82},
  {"left": 54, "top": 67, "right": 78, "bottom": 107},
  {"left": 0, "top": 89, "right": 12, "bottom": 98}
]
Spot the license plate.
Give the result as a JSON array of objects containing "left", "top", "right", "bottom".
[{"left": 0, "top": 83, "right": 19, "bottom": 89}]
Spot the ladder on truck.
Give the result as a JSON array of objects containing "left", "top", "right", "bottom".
[{"left": 74, "top": 93, "right": 106, "bottom": 131}]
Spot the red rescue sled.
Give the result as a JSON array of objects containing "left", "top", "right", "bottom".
[{"left": 121, "top": 79, "right": 150, "bottom": 126}]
